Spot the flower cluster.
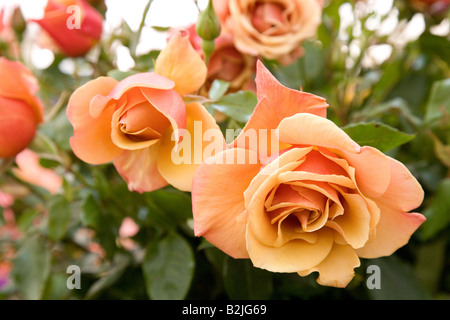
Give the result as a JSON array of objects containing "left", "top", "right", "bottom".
[{"left": 0, "top": 0, "right": 432, "bottom": 294}]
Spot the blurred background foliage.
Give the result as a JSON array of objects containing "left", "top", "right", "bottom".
[{"left": 0, "top": 0, "right": 449, "bottom": 300}]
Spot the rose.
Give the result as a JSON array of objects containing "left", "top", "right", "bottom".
[
  {"left": 192, "top": 61, "right": 425, "bottom": 287},
  {"left": 12, "top": 149, "right": 63, "bottom": 195},
  {"left": 180, "top": 24, "right": 256, "bottom": 93},
  {"left": 0, "top": 58, "right": 44, "bottom": 159},
  {"left": 213, "top": 0, "right": 322, "bottom": 64},
  {"left": 32, "top": 0, "right": 103, "bottom": 57},
  {"left": 67, "top": 30, "right": 226, "bottom": 193},
  {"left": 207, "top": 33, "right": 256, "bottom": 92}
]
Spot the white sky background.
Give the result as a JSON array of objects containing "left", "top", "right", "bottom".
[{"left": 0, "top": 0, "right": 448, "bottom": 71}]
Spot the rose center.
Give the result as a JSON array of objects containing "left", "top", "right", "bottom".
[
  {"left": 118, "top": 101, "right": 171, "bottom": 142},
  {"left": 251, "top": 1, "right": 289, "bottom": 35}
]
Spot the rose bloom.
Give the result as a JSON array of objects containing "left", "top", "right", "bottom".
[
  {"left": 32, "top": 0, "right": 103, "bottom": 57},
  {"left": 12, "top": 149, "right": 63, "bottom": 194},
  {"left": 192, "top": 61, "right": 425, "bottom": 287},
  {"left": 213, "top": 0, "right": 322, "bottom": 64},
  {"left": 67, "top": 31, "right": 225, "bottom": 193},
  {"left": 184, "top": 24, "right": 256, "bottom": 92},
  {"left": 0, "top": 58, "right": 44, "bottom": 159}
]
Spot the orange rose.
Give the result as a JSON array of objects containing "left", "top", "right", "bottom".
[
  {"left": 0, "top": 58, "right": 44, "bottom": 159},
  {"left": 32, "top": 0, "right": 103, "bottom": 57},
  {"left": 192, "top": 61, "right": 425, "bottom": 287},
  {"left": 183, "top": 24, "right": 256, "bottom": 92},
  {"left": 67, "top": 31, "right": 225, "bottom": 193},
  {"left": 213, "top": 0, "right": 322, "bottom": 64}
]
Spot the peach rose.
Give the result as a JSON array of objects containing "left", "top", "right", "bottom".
[
  {"left": 184, "top": 24, "right": 256, "bottom": 92},
  {"left": 32, "top": 0, "right": 103, "bottom": 57},
  {"left": 67, "top": 31, "right": 225, "bottom": 193},
  {"left": 192, "top": 61, "right": 425, "bottom": 287},
  {"left": 0, "top": 58, "right": 44, "bottom": 159},
  {"left": 213, "top": 0, "right": 322, "bottom": 64},
  {"left": 12, "top": 149, "right": 63, "bottom": 194}
]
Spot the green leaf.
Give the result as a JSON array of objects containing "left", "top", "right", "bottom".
[
  {"left": 427, "top": 131, "right": 450, "bottom": 168},
  {"left": 424, "top": 78, "right": 450, "bottom": 128},
  {"left": 38, "top": 109, "right": 74, "bottom": 151},
  {"left": 80, "top": 194, "right": 101, "bottom": 229},
  {"left": 142, "top": 232, "right": 195, "bottom": 300},
  {"left": 16, "top": 209, "right": 41, "bottom": 232},
  {"left": 419, "top": 32, "right": 450, "bottom": 67},
  {"left": 367, "top": 256, "right": 431, "bottom": 300},
  {"left": 223, "top": 259, "right": 273, "bottom": 300},
  {"left": 134, "top": 50, "right": 160, "bottom": 70},
  {"left": 342, "top": 122, "right": 415, "bottom": 152},
  {"left": 209, "top": 90, "right": 257, "bottom": 123},
  {"left": 143, "top": 187, "right": 192, "bottom": 230},
  {"left": 85, "top": 254, "right": 131, "bottom": 300},
  {"left": 208, "top": 79, "right": 230, "bottom": 101},
  {"left": 41, "top": 273, "right": 73, "bottom": 300},
  {"left": 80, "top": 194, "right": 118, "bottom": 258},
  {"left": 47, "top": 195, "right": 72, "bottom": 241},
  {"left": 371, "top": 59, "right": 403, "bottom": 103},
  {"left": 421, "top": 178, "right": 450, "bottom": 240},
  {"left": 107, "top": 69, "right": 139, "bottom": 81},
  {"left": 414, "top": 236, "right": 447, "bottom": 294},
  {"left": 11, "top": 235, "right": 52, "bottom": 300}
]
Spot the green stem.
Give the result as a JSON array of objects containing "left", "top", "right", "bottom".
[{"left": 130, "top": 0, "right": 153, "bottom": 59}]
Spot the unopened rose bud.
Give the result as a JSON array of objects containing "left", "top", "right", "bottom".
[
  {"left": 196, "top": 0, "right": 222, "bottom": 41},
  {"left": 11, "top": 7, "right": 26, "bottom": 38},
  {"left": 0, "top": 58, "right": 44, "bottom": 159}
]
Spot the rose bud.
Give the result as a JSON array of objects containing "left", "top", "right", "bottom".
[
  {"left": 0, "top": 58, "right": 44, "bottom": 159},
  {"left": 32, "top": 0, "right": 103, "bottom": 57}
]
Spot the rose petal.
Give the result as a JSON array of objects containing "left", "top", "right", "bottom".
[
  {"left": 113, "top": 144, "right": 168, "bottom": 193},
  {"left": 245, "top": 147, "right": 312, "bottom": 246},
  {"left": 157, "top": 102, "right": 226, "bottom": 192},
  {"left": 325, "top": 192, "right": 373, "bottom": 249},
  {"left": 69, "top": 106, "right": 123, "bottom": 164},
  {"left": 232, "top": 61, "right": 328, "bottom": 156},
  {"left": 354, "top": 158, "right": 425, "bottom": 259},
  {"left": 246, "top": 226, "right": 334, "bottom": 272},
  {"left": 356, "top": 204, "right": 425, "bottom": 258},
  {"left": 298, "top": 243, "right": 360, "bottom": 288},
  {"left": 108, "top": 73, "right": 175, "bottom": 100},
  {"left": 277, "top": 113, "right": 361, "bottom": 153},
  {"left": 67, "top": 77, "right": 122, "bottom": 164},
  {"left": 339, "top": 146, "right": 391, "bottom": 199},
  {"left": 67, "top": 76, "right": 118, "bottom": 129},
  {"left": 192, "top": 148, "right": 261, "bottom": 258},
  {"left": 272, "top": 208, "right": 320, "bottom": 247},
  {"left": 155, "top": 30, "right": 207, "bottom": 95},
  {"left": 0, "top": 58, "right": 44, "bottom": 122},
  {"left": 377, "top": 156, "right": 424, "bottom": 212},
  {"left": 0, "top": 97, "right": 39, "bottom": 158},
  {"left": 140, "top": 87, "right": 187, "bottom": 137},
  {"left": 295, "top": 149, "right": 349, "bottom": 176},
  {"left": 12, "top": 149, "right": 62, "bottom": 194},
  {"left": 33, "top": 0, "right": 102, "bottom": 57}
]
